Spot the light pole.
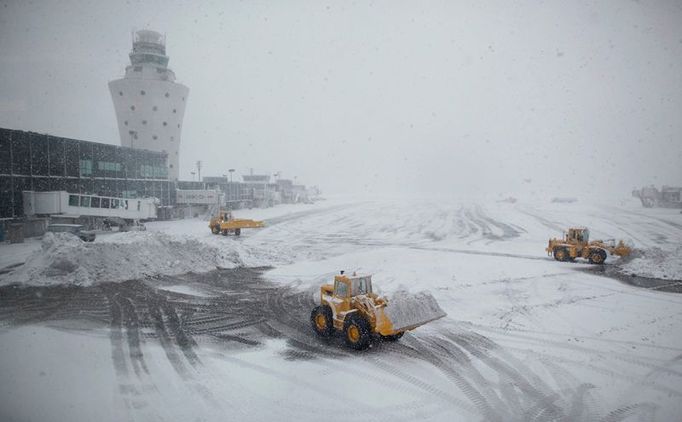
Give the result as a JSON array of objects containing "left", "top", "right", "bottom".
[
  {"left": 190, "top": 171, "right": 196, "bottom": 181},
  {"left": 222, "top": 174, "right": 229, "bottom": 204},
  {"left": 228, "top": 169, "right": 236, "bottom": 203}
]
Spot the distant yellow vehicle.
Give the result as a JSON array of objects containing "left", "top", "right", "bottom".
[
  {"left": 209, "top": 210, "right": 264, "bottom": 236},
  {"left": 311, "top": 272, "right": 446, "bottom": 350},
  {"left": 546, "top": 227, "right": 632, "bottom": 264}
]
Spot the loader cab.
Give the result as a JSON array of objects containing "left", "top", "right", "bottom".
[
  {"left": 333, "top": 274, "right": 373, "bottom": 298},
  {"left": 351, "top": 276, "right": 372, "bottom": 296},
  {"left": 567, "top": 227, "right": 589, "bottom": 243},
  {"left": 333, "top": 277, "right": 350, "bottom": 298}
]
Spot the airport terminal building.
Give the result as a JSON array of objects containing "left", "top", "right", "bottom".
[
  {"left": 0, "top": 127, "right": 174, "bottom": 219},
  {"left": 0, "top": 127, "right": 313, "bottom": 220}
]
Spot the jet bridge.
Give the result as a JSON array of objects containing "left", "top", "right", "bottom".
[{"left": 23, "top": 191, "right": 158, "bottom": 220}]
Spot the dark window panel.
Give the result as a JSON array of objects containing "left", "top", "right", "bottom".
[
  {"left": 0, "top": 128, "right": 11, "bottom": 153},
  {"left": 0, "top": 175, "right": 13, "bottom": 217},
  {"left": 33, "top": 177, "right": 49, "bottom": 191},
  {"left": 78, "top": 178, "right": 93, "bottom": 194},
  {"left": 0, "top": 150, "right": 10, "bottom": 175},
  {"left": 11, "top": 131, "right": 31, "bottom": 175},
  {"left": 13, "top": 176, "right": 31, "bottom": 192},
  {"left": 0, "top": 129, "right": 10, "bottom": 175},
  {"left": 48, "top": 136, "right": 65, "bottom": 176},
  {"left": 29, "top": 133, "right": 48, "bottom": 176},
  {"left": 0, "top": 175, "right": 11, "bottom": 193},
  {"left": 64, "top": 139, "right": 80, "bottom": 177},
  {"left": 48, "top": 177, "right": 65, "bottom": 191},
  {"left": 64, "top": 179, "right": 79, "bottom": 194}
]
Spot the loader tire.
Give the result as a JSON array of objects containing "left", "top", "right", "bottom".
[
  {"left": 589, "top": 249, "right": 607, "bottom": 265},
  {"left": 553, "top": 247, "right": 570, "bottom": 262},
  {"left": 211, "top": 225, "right": 220, "bottom": 235},
  {"left": 343, "top": 314, "right": 371, "bottom": 350},
  {"left": 235, "top": 228, "right": 241, "bottom": 236},
  {"left": 222, "top": 229, "right": 229, "bottom": 236},
  {"left": 310, "top": 306, "right": 333, "bottom": 337},
  {"left": 381, "top": 332, "right": 404, "bottom": 342}
]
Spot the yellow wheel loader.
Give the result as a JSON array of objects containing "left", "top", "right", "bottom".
[
  {"left": 208, "top": 209, "right": 264, "bottom": 236},
  {"left": 310, "top": 272, "right": 446, "bottom": 350},
  {"left": 546, "top": 227, "right": 632, "bottom": 264}
]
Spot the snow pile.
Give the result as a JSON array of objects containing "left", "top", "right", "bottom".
[
  {"left": 0, "top": 232, "right": 245, "bottom": 287},
  {"left": 617, "top": 246, "right": 682, "bottom": 281},
  {"left": 384, "top": 290, "right": 447, "bottom": 331}
]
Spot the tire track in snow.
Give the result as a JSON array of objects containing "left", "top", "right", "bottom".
[
  {"left": 410, "top": 244, "right": 547, "bottom": 261},
  {"left": 0, "top": 267, "right": 671, "bottom": 421}
]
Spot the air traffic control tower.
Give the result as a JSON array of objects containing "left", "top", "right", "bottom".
[{"left": 109, "top": 30, "right": 189, "bottom": 180}]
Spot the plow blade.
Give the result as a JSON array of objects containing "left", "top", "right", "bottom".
[
  {"left": 378, "top": 291, "right": 446, "bottom": 335},
  {"left": 221, "top": 219, "right": 265, "bottom": 229},
  {"left": 613, "top": 240, "right": 632, "bottom": 257}
]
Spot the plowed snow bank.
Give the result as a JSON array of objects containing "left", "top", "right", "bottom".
[
  {"left": 617, "top": 247, "right": 682, "bottom": 281},
  {"left": 0, "top": 232, "right": 244, "bottom": 286}
]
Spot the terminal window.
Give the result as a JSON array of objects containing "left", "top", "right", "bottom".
[{"left": 79, "top": 159, "right": 92, "bottom": 177}]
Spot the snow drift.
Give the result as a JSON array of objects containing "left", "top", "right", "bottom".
[
  {"left": 0, "top": 232, "right": 245, "bottom": 287},
  {"left": 616, "top": 246, "right": 682, "bottom": 281}
]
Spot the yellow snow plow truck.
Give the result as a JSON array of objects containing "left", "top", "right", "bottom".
[
  {"left": 209, "top": 210, "right": 264, "bottom": 236},
  {"left": 546, "top": 227, "right": 632, "bottom": 264},
  {"left": 310, "top": 272, "right": 446, "bottom": 350}
]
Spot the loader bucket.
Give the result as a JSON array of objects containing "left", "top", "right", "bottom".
[{"left": 376, "top": 291, "right": 446, "bottom": 336}]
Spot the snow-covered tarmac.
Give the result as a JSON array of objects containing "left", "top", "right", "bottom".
[{"left": 1, "top": 197, "right": 681, "bottom": 421}]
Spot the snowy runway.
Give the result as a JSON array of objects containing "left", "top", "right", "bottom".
[{"left": 1, "top": 198, "right": 681, "bottom": 421}]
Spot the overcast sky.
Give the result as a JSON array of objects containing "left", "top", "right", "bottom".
[{"left": 1, "top": 0, "right": 680, "bottom": 197}]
